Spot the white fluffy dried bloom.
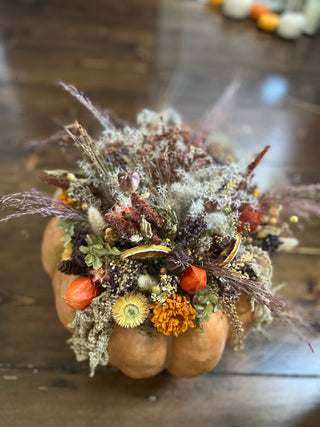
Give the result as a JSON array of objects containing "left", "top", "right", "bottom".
[
  {"left": 206, "top": 212, "right": 228, "bottom": 232},
  {"left": 88, "top": 206, "right": 106, "bottom": 236},
  {"left": 137, "top": 109, "right": 161, "bottom": 136},
  {"left": 161, "top": 108, "right": 182, "bottom": 127},
  {"left": 137, "top": 108, "right": 182, "bottom": 136},
  {"left": 137, "top": 273, "right": 158, "bottom": 292}
]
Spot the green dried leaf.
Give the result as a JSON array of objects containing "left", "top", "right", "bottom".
[
  {"left": 93, "top": 257, "right": 103, "bottom": 270},
  {"left": 205, "top": 304, "right": 213, "bottom": 316},
  {"left": 86, "top": 254, "right": 95, "bottom": 265},
  {"left": 214, "top": 304, "right": 222, "bottom": 313},
  {"left": 80, "top": 245, "right": 89, "bottom": 254},
  {"left": 194, "top": 304, "right": 204, "bottom": 311}
]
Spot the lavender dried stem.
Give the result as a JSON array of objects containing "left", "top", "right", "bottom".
[{"left": 0, "top": 190, "right": 85, "bottom": 222}]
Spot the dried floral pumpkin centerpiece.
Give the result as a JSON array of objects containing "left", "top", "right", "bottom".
[{"left": 1, "top": 84, "right": 318, "bottom": 377}]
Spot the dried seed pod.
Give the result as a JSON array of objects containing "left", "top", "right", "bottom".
[
  {"left": 165, "top": 249, "right": 191, "bottom": 276},
  {"left": 118, "top": 171, "right": 140, "bottom": 193},
  {"left": 64, "top": 277, "right": 99, "bottom": 309},
  {"left": 237, "top": 205, "right": 262, "bottom": 233},
  {"left": 179, "top": 265, "right": 207, "bottom": 295},
  {"left": 104, "top": 227, "right": 118, "bottom": 246}
]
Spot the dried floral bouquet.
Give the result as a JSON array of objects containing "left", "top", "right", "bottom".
[{"left": 1, "top": 84, "right": 319, "bottom": 377}]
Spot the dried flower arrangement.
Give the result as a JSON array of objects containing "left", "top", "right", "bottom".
[{"left": 1, "top": 84, "right": 319, "bottom": 377}]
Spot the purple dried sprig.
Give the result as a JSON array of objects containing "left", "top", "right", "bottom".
[
  {"left": 39, "top": 172, "right": 70, "bottom": 189},
  {"left": 201, "top": 263, "right": 286, "bottom": 314},
  {"left": 59, "top": 82, "right": 111, "bottom": 129},
  {"left": 28, "top": 130, "right": 71, "bottom": 150},
  {"left": 201, "top": 262, "right": 314, "bottom": 351},
  {"left": 260, "top": 234, "right": 281, "bottom": 255},
  {"left": 136, "top": 126, "right": 211, "bottom": 186},
  {"left": 266, "top": 184, "right": 320, "bottom": 220},
  {"left": 238, "top": 145, "right": 270, "bottom": 192},
  {"left": 177, "top": 212, "right": 207, "bottom": 248},
  {"left": 0, "top": 190, "right": 85, "bottom": 222}
]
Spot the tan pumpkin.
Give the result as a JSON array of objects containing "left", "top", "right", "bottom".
[{"left": 42, "top": 218, "right": 257, "bottom": 379}]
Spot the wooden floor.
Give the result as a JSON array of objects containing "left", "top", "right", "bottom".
[{"left": 0, "top": 1, "right": 320, "bottom": 426}]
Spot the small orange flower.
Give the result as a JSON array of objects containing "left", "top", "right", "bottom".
[
  {"left": 151, "top": 293, "right": 197, "bottom": 337},
  {"left": 59, "top": 189, "right": 74, "bottom": 205}
]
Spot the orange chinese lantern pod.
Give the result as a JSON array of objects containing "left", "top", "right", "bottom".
[
  {"left": 237, "top": 205, "right": 262, "bottom": 233},
  {"left": 179, "top": 265, "right": 207, "bottom": 295},
  {"left": 251, "top": 3, "right": 270, "bottom": 20},
  {"left": 64, "top": 277, "right": 99, "bottom": 309}
]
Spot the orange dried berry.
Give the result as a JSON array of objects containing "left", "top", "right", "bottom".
[
  {"left": 179, "top": 265, "right": 207, "bottom": 295},
  {"left": 64, "top": 277, "right": 99, "bottom": 310}
]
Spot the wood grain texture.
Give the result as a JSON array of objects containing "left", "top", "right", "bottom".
[
  {"left": 1, "top": 368, "right": 320, "bottom": 427},
  {"left": 0, "top": 0, "right": 319, "bottom": 425}
]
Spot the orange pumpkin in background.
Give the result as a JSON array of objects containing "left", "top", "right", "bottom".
[{"left": 42, "top": 218, "right": 257, "bottom": 379}]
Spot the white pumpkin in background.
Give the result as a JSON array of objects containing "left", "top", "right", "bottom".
[{"left": 222, "top": 0, "right": 253, "bottom": 19}]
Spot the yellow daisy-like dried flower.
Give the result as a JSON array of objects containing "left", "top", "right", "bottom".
[
  {"left": 112, "top": 292, "right": 149, "bottom": 328},
  {"left": 151, "top": 293, "right": 197, "bottom": 337}
]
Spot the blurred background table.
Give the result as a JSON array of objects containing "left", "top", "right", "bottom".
[{"left": 0, "top": 1, "right": 319, "bottom": 426}]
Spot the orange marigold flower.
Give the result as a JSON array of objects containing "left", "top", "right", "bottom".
[{"left": 150, "top": 293, "right": 197, "bottom": 337}]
